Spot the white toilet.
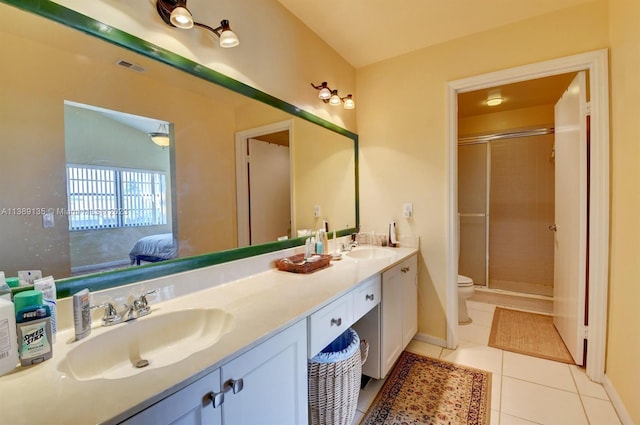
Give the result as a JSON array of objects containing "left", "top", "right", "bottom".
[{"left": 457, "top": 275, "right": 474, "bottom": 324}]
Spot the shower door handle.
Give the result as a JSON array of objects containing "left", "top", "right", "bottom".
[{"left": 548, "top": 224, "right": 557, "bottom": 232}]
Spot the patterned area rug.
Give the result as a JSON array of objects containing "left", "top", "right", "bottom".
[
  {"left": 361, "top": 351, "right": 491, "bottom": 425},
  {"left": 488, "top": 307, "right": 575, "bottom": 364}
]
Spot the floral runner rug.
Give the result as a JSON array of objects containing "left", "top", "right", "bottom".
[{"left": 361, "top": 351, "right": 491, "bottom": 425}]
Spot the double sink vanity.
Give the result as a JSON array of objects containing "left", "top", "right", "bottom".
[{"left": 0, "top": 243, "right": 418, "bottom": 424}]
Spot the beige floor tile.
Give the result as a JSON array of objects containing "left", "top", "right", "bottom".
[
  {"left": 499, "top": 412, "right": 540, "bottom": 424},
  {"left": 489, "top": 409, "right": 500, "bottom": 425},
  {"left": 352, "top": 409, "right": 364, "bottom": 425},
  {"left": 501, "top": 376, "right": 588, "bottom": 424},
  {"left": 502, "top": 351, "right": 576, "bottom": 392},
  {"left": 581, "top": 395, "right": 622, "bottom": 425},
  {"left": 457, "top": 321, "right": 492, "bottom": 345},
  {"left": 570, "top": 365, "right": 610, "bottom": 400},
  {"left": 405, "top": 339, "right": 443, "bottom": 358},
  {"left": 441, "top": 340, "right": 503, "bottom": 375},
  {"left": 465, "top": 306, "right": 496, "bottom": 327},
  {"left": 356, "top": 376, "right": 385, "bottom": 413},
  {"left": 490, "top": 372, "right": 502, "bottom": 412},
  {"left": 467, "top": 300, "right": 498, "bottom": 314}
]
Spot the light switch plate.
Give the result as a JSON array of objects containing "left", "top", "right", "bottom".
[
  {"left": 403, "top": 203, "right": 413, "bottom": 219},
  {"left": 313, "top": 205, "right": 321, "bottom": 218},
  {"left": 42, "top": 212, "right": 55, "bottom": 228}
]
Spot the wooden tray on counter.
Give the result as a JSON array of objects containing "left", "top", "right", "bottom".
[{"left": 275, "top": 253, "right": 332, "bottom": 274}]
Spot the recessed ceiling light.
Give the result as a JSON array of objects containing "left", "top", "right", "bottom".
[{"left": 486, "top": 96, "right": 504, "bottom": 106}]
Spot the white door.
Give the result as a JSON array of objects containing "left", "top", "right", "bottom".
[
  {"left": 553, "top": 71, "right": 587, "bottom": 366},
  {"left": 248, "top": 138, "right": 291, "bottom": 245}
]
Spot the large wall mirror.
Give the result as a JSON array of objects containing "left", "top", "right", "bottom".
[{"left": 0, "top": 0, "right": 358, "bottom": 297}]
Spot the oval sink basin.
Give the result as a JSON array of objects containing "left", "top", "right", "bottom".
[
  {"left": 345, "top": 247, "right": 396, "bottom": 260},
  {"left": 60, "top": 308, "right": 234, "bottom": 381}
]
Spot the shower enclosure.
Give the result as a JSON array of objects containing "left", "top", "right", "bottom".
[{"left": 458, "top": 129, "right": 555, "bottom": 296}]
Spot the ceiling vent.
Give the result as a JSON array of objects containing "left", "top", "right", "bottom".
[{"left": 115, "top": 59, "right": 146, "bottom": 73}]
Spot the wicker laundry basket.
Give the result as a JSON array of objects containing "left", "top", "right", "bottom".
[{"left": 308, "top": 328, "right": 369, "bottom": 425}]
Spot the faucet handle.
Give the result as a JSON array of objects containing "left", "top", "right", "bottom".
[
  {"left": 132, "top": 289, "right": 159, "bottom": 316},
  {"left": 91, "top": 302, "right": 122, "bottom": 326}
]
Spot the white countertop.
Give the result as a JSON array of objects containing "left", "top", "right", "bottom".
[{"left": 0, "top": 245, "right": 418, "bottom": 424}]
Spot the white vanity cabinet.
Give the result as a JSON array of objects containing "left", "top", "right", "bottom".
[
  {"left": 307, "top": 274, "right": 381, "bottom": 358},
  {"left": 120, "top": 369, "right": 222, "bottom": 425},
  {"left": 381, "top": 254, "right": 418, "bottom": 377},
  {"left": 221, "top": 319, "right": 308, "bottom": 425},
  {"left": 120, "top": 319, "right": 307, "bottom": 425},
  {"left": 354, "top": 254, "right": 418, "bottom": 379}
]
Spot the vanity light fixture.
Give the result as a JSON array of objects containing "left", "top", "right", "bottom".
[
  {"left": 311, "top": 82, "right": 356, "bottom": 109},
  {"left": 156, "top": 0, "right": 239, "bottom": 48},
  {"left": 149, "top": 123, "right": 171, "bottom": 147}
]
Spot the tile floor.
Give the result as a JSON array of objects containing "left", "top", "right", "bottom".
[{"left": 353, "top": 300, "right": 622, "bottom": 425}]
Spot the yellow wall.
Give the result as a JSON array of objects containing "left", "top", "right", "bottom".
[
  {"left": 52, "top": 0, "right": 357, "bottom": 133},
  {"left": 234, "top": 102, "right": 357, "bottom": 236},
  {"left": 356, "top": 0, "right": 609, "bottom": 342},
  {"left": 607, "top": 0, "right": 640, "bottom": 421}
]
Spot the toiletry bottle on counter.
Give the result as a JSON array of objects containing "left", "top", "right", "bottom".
[
  {"left": 316, "top": 230, "right": 325, "bottom": 254},
  {"left": 14, "top": 290, "right": 53, "bottom": 366},
  {"left": 0, "top": 298, "right": 19, "bottom": 376},
  {"left": 34, "top": 276, "right": 57, "bottom": 343},
  {"left": 0, "top": 272, "right": 11, "bottom": 301},
  {"left": 73, "top": 288, "right": 92, "bottom": 341}
]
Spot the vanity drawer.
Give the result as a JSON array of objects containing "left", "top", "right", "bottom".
[
  {"left": 308, "top": 293, "right": 354, "bottom": 357},
  {"left": 353, "top": 275, "right": 381, "bottom": 322}
]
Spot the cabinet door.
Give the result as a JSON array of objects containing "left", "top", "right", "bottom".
[
  {"left": 120, "top": 369, "right": 222, "bottom": 425},
  {"left": 221, "top": 319, "right": 308, "bottom": 425},
  {"left": 401, "top": 255, "right": 418, "bottom": 347},
  {"left": 381, "top": 264, "right": 404, "bottom": 378}
]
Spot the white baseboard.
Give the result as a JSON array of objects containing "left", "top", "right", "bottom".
[
  {"left": 414, "top": 332, "right": 447, "bottom": 348},
  {"left": 602, "top": 374, "right": 633, "bottom": 424}
]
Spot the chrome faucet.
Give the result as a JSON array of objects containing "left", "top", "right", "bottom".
[{"left": 93, "top": 289, "right": 159, "bottom": 326}]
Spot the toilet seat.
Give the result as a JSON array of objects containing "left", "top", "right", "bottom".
[{"left": 457, "top": 275, "right": 474, "bottom": 287}]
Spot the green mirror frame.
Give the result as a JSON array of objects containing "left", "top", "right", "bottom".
[{"left": 3, "top": 0, "right": 359, "bottom": 299}]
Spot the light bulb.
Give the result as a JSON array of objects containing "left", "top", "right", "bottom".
[
  {"left": 318, "top": 87, "right": 331, "bottom": 100},
  {"left": 218, "top": 21, "right": 239, "bottom": 48},
  {"left": 329, "top": 90, "right": 341, "bottom": 106},
  {"left": 343, "top": 95, "right": 355, "bottom": 109},
  {"left": 486, "top": 96, "right": 503, "bottom": 106},
  {"left": 170, "top": 7, "right": 194, "bottom": 29}
]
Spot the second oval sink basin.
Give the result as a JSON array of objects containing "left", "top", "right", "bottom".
[
  {"left": 345, "top": 247, "right": 396, "bottom": 260},
  {"left": 60, "top": 308, "right": 234, "bottom": 381}
]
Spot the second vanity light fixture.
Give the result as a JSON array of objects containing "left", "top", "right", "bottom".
[
  {"left": 156, "top": 0, "right": 239, "bottom": 48},
  {"left": 311, "top": 82, "right": 355, "bottom": 110}
]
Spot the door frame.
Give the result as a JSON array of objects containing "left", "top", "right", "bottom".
[
  {"left": 235, "top": 120, "right": 293, "bottom": 247},
  {"left": 445, "top": 49, "right": 609, "bottom": 382}
]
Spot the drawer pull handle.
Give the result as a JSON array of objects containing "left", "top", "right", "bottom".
[
  {"left": 365, "top": 294, "right": 375, "bottom": 301},
  {"left": 206, "top": 378, "right": 244, "bottom": 409},
  {"left": 330, "top": 317, "right": 342, "bottom": 327},
  {"left": 401, "top": 266, "right": 410, "bottom": 273}
]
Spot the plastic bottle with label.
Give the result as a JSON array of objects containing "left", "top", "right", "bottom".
[{"left": 0, "top": 298, "right": 19, "bottom": 376}]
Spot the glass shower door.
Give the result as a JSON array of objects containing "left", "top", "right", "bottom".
[{"left": 458, "top": 142, "right": 488, "bottom": 286}]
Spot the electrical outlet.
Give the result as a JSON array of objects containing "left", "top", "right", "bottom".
[
  {"left": 403, "top": 203, "right": 413, "bottom": 219},
  {"left": 313, "top": 205, "right": 321, "bottom": 218}
]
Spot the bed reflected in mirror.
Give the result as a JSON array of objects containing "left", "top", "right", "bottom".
[{"left": 64, "top": 102, "right": 177, "bottom": 275}]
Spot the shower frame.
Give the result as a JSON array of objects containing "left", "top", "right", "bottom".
[{"left": 458, "top": 127, "right": 555, "bottom": 290}]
